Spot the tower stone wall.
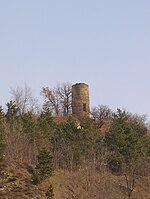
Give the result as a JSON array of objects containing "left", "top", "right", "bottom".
[{"left": 72, "top": 83, "right": 90, "bottom": 119}]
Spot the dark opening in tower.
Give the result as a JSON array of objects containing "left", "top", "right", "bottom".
[{"left": 83, "top": 103, "right": 86, "bottom": 112}]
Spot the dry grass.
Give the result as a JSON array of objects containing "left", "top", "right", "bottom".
[{"left": 0, "top": 162, "right": 150, "bottom": 199}]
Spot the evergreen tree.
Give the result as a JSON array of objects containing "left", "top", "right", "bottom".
[
  {"left": 35, "top": 148, "right": 54, "bottom": 181},
  {"left": 105, "top": 109, "right": 150, "bottom": 198},
  {"left": 38, "top": 107, "right": 54, "bottom": 136},
  {"left": 5, "top": 100, "right": 19, "bottom": 121},
  {"left": 0, "top": 106, "right": 6, "bottom": 162},
  {"left": 105, "top": 109, "right": 150, "bottom": 172},
  {"left": 45, "top": 184, "right": 54, "bottom": 199}
]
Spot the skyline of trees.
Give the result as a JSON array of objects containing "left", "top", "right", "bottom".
[{"left": 0, "top": 83, "right": 149, "bottom": 125}]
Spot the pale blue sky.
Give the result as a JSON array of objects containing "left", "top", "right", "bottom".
[{"left": 0, "top": 1, "right": 150, "bottom": 117}]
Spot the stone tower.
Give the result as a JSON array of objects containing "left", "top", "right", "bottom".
[{"left": 72, "top": 83, "right": 90, "bottom": 119}]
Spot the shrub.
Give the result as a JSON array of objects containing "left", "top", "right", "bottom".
[{"left": 45, "top": 184, "right": 54, "bottom": 199}]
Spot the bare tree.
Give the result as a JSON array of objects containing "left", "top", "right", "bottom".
[
  {"left": 57, "top": 82, "right": 72, "bottom": 116},
  {"left": 41, "top": 87, "right": 61, "bottom": 116},
  {"left": 10, "top": 84, "right": 38, "bottom": 114},
  {"left": 91, "top": 105, "right": 112, "bottom": 128},
  {"left": 41, "top": 82, "right": 72, "bottom": 116}
]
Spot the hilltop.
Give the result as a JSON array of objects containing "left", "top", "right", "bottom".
[{"left": 0, "top": 99, "right": 150, "bottom": 198}]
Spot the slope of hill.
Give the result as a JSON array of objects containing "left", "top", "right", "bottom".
[{"left": 0, "top": 162, "right": 150, "bottom": 199}]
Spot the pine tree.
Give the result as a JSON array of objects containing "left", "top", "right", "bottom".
[
  {"left": 35, "top": 148, "right": 54, "bottom": 181},
  {"left": 0, "top": 106, "right": 6, "bottom": 162},
  {"left": 45, "top": 184, "right": 54, "bottom": 199}
]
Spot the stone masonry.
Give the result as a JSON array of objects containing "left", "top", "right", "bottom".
[{"left": 72, "top": 83, "right": 90, "bottom": 119}]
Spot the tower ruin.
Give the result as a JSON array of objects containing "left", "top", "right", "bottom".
[{"left": 72, "top": 83, "right": 90, "bottom": 119}]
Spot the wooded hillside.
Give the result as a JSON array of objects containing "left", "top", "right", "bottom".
[{"left": 0, "top": 84, "right": 150, "bottom": 198}]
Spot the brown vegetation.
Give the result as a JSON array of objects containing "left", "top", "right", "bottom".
[{"left": 0, "top": 84, "right": 150, "bottom": 198}]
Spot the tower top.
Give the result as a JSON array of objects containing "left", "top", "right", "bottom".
[{"left": 72, "top": 82, "right": 88, "bottom": 86}]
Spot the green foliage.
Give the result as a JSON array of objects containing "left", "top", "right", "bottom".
[
  {"left": 0, "top": 136, "right": 6, "bottom": 162},
  {"left": 50, "top": 116, "right": 102, "bottom": 171},
  {"left": 0, "top": 134, "right": 6, "bottom": 163},
  {"left": 107, "top": 153, "right": 123, "bottom": 173},
  {"left": 40, "top": 107, "right": 53, "bottom": 124},
  {"left": 45, "top": 184, "right": 54, "bottom": 199},
  {"left": 38, "top": 107, "right": 54, "bottom": 136},
  {"left": 20, "top": 112, "right": 35, "bottom": 135},
  {"left": 105, "top": 109, "right": 150, "bottom": 173},
  {"left": 0, "top": 107, "right": 6, "bottom": 162},
  {"left": 31, "top": 148, "right": 54, "bottom": 184},
  {"left": 31, "top": 171, "right": 41, "bottom": 185},
  {"left": 5, "top": 101, "right": 19, "bottom": 121},
  {"left": 35, "top": 148, "right": 54, "bottom": 181},
  {"left": 0, "top": 106, "right": 5, "bottom": 121}
]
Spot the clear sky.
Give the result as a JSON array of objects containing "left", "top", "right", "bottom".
[{"left": 0, "top": 1, "right": 150, "bottom": 118}]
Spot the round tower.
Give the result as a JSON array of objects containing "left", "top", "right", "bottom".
[{"left": 72, "top": 83, "right": 90, "bottom": 119}]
